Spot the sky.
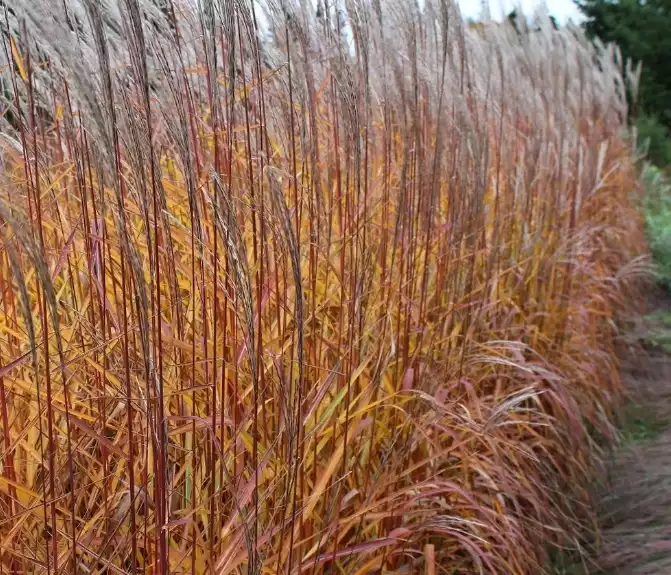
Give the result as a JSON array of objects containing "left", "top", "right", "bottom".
[{"left": 456, "top": 0, "right": 584, "bottom": 24}]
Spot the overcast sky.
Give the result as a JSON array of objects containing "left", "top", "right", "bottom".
[{"left": 457, "top": 0, "right": 584, "bottom": 23}]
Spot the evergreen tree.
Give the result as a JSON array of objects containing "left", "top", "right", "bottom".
[{"left": 576, "top": 0, "right": 671, "bottom": 126}]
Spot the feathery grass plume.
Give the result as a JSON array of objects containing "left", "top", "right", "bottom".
[{"left": 0, "top": 0, "right": 647, "bottom": 572}]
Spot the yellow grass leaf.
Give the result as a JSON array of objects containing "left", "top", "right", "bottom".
[
  {"left": 0, "top": 475, "right": 38, "bottom": 506},
  {"left": 9, "top": 37, "right": 27, "bottom": 82}
]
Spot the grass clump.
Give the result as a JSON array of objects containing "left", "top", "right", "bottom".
[
  {"left": 640, "top": 309, "right": 671, "bottom": 352},
  {"left": 642, "top": 165, "right": 671, "bottom": 288},
  {"left": 620, "top": 404, "right": 668, "bottom": 443},
  {"left": 0, "top": 1, "right": 648, "bottom": 573}
]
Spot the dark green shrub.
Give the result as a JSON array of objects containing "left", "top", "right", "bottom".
[{"left": 637, "top": 115, "right": 671, "bottom": 167}]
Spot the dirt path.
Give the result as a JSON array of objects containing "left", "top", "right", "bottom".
[{"left": 579, "top": 295, "right": 671, "bottom": 574}]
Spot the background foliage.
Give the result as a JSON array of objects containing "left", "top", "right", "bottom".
[{"left": 577, "top": 0, "right": 671, "bottom": 130}]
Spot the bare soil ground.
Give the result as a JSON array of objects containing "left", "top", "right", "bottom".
[{"left": 560, "top": 291, "right": 671, "bottom": 574}]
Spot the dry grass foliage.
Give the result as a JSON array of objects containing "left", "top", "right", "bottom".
[{"left": 0, "top": 0, "right": 649, "bottom": 573}]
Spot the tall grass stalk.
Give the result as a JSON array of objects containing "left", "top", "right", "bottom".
[{"left": 0, "top": 1, "right": 647, "bottom": 572}]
